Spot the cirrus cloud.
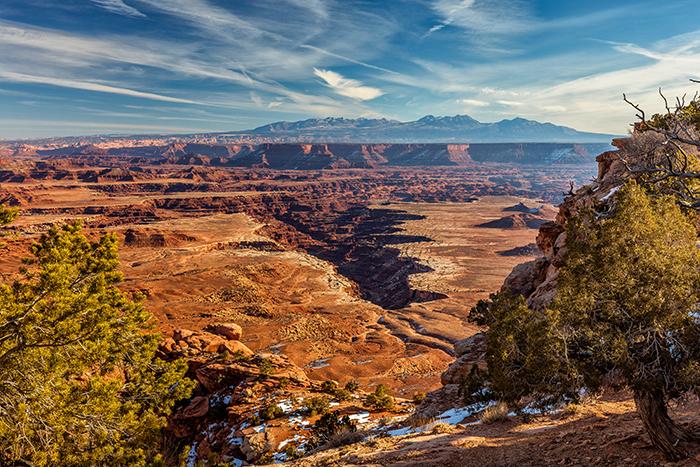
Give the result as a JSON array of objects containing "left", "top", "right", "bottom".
[
  {"left": 91, "top": 0, "right": 146, "bottom": 18},
  {"left": 313, "top": 68, "right": 384, "bottom": 101}
]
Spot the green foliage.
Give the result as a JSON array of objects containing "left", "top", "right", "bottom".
[
  {"left": 261, "top": 404, "right": 284, "bottom": 420},
  {"left": 257, "top": 357, "right": 274, "bottom": 381},
  {"left": 320, "top": 380, "right": 338, "bottom": 394},
  {"left": 0, "top": 204, "right": 18, "bottom": 248},
  {"left": 0, "top": 204, "right": 17, "bottom": 227},
  {"left": 344, "top": 380, "right": 360, "bottom": 392},
  {"left": 319, "top": 380, "right": 351, "bottom": 401},
  {"left": 551, "top": 181, "right": 700, "bottom": 395},
  {"left": 333, "top": 388, "right": 352, "bottom": 402},
  {"left": 457, "top": 364, "right": 490, "bottom": 404},
  {"left": 468, "top": 293, "right": 570, "bottom": 403},
  {"left": 0, "top": 222, "right": 194, "bottom": 466},
  {"left": 304, "top": 396, "right": 330, "bottom": 416},
  {"left": 477, "top": 181, "right": 700, "bottom": 458},
  {"left": 364, "top": 384, "right": 395, "bottom": 411},
  {"left": 648, "top": 100, "right": 700, "bottom": 132},
  {"left": 308, "top": 412, "right": 357, "bottom": 450}
]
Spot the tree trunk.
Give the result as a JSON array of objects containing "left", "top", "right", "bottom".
[{"left": 634, "top": 388, "right": 691, "bottom": 461}]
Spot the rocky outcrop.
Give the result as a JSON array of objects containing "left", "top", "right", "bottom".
[
  {"left": 499, "top": 137, "right": 632, "bottom": 311},
  {"left": 32, "top": 142, "right": 609, "bottom": 168},
  {"left": 413, "top": 333, "right": 486, "bottom": 419},
  {"left": 415, "top": 138, "right": 633, "bottom": 419},
  {"left": 160, "top": 323, "right": 313, "bottom": 464}
]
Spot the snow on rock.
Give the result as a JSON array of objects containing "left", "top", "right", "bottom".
[
  {"left": 348, "top": 411, "right": 371, "bottom": 424},
  {"left": 600, "top": 185, "right": 620, "bottom": 201},
  {"left": 277, "top": 399, "right": 293, "bottom": 413}
]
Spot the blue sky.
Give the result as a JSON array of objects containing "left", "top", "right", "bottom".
[{"left": 1, "top": 0, "right": 700, "bottom": 138}]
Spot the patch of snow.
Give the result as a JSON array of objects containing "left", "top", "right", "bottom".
[
  {"left": 387, "top": 426, "right": 413, "bottom": 436},
  {"left": 278, "top": 439, "right": 290, "bottom": 450},
  {"left": 306, "top": 358, "right": 330, "bottom": 369},
  {"left": 277, "top": 399, "right": 293, "bottom": 413},
  {"left": 348, "top": 411, "right": 371, "bottom": 424},
  {"left": 228, "top": 436, "right": 243, "bottom": 446},
  {"left": 519, "top": 401, "right": 561, "bottom": 416},
  {"left": 386, "top": 401, "right": 496, "bottom": 438},
  {"left": 273, "top": 452, "right": 288, "bottom": 463},
  {"left": 435, "top": 401, "right": 495, "bottom": 425},
  {"left": 185, "top": 443, "right": 197, "bottom": 467},
  {"left": 601, "top": 186, "right": 621, "bottom": 201},
  {"left": 253, "top": 424, "right": 266, "bottom": 433},
  {"left": 288, "top": 415, "right": 304, "bottom": 425},
  {"left": 329, "top": 401, "right": 340, "bottom": 407}
]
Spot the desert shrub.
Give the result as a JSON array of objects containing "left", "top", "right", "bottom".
[
  {"left": 242, "top": 303, "right": 274, "bottom": 319},
  {"left": 0, "top": 204, "right": 17, "bottom": 248},
  {"left": 408, "top": 415, "right": 435, "bottom": 428},
  {"left": 277, "top": 377, "right": 291, "bottom": 389},
  {"left": 0, "top": 222, "right": 194, "bottom": 465},
  {"left": 333, "top": 388, "right": 352, "bottom": 402},
  {"left": 305, "top": 396, "right": 330, "bottom": 416},
  {"left": 480, "top": 402, "right": 510, "bottom": 424},
  {"left": 560, "top": 403, "right": 580, "bottom": 418},
  {"left": 365, "top": 384, "right": 395, "bottom": 411},
  {"left": 308, "top": 412, "right": 359, "bottom": 451},
  {"left": 257, "top": 358, "right": 274, "bottom": 381},
  {"left": 261, "top": 404, "right": 284, "bottom": 421},
  {"left": 320, "top": 380, "right": 338, "bottom": 394},
  {"left": 320, "top": 380, "right": 351, "bottom": 401},
  {"left": 468, "top": 292, "right": 569, "bottom": 404},
  {"left": 431, "top": 423, "right": 456, "bottom": 434},
  {"left": 344, "top": 380, "right": 360, "bottom": 392},
  {"left": 458, "top": 364, "right": 491, "bottom": 404},
  {"left": 412, "top": 392, "right": 426, "bottom": 404}
]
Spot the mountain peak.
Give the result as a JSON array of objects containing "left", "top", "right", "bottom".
[{"left": 245, "top": 114, "right": 617, "bottom": 143}]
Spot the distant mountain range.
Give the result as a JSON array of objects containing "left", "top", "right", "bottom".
[
  {"left": 232, "top": 115, "right": 617, "bottom": 143},
  {"left": 2, "top": 114, "right": 618, "bottom": 145}
]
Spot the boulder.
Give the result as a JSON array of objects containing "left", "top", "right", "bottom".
[
  {"left": 218, "top": 340, "right": 254, "bottom": 356},
  {"left": 205, "top": 322, "right": 243, "bottom": 341},
  {"left": 536, "top": 221, "right": 564, "bottom": 260},
  {"left": 453, "top": 333, "right": 486, "bottom": 358},
  {"left": 501, "top": 257, "right": 548, "bottom": 298},
  {"left": 241, "top": 431, "right": 275, "bottom": 462},
  {"left": 173, "top": 328, "right": 194, "bottom": 341},
  {"left": 177, "top": 395, "right": 210, "bottom": 419},
  {"left": 195, "top": 362, "right": 256, "bottom": 392},
  {"left": 412, "top": 383, "right": 462, "bottom": 421},
  {"left": 184, "top": 331, "right": 228, "bottom": 353}
]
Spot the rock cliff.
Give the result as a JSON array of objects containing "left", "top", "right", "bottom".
[{"left": 415, "top": 137, "right": 634, "bottom": 418}]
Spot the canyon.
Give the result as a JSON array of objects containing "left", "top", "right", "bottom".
[{"left": 0, "top": 141, "right": 606, "bottom": 464}]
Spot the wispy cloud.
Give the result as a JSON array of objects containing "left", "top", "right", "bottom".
[
  {"left": 457, "top": 98, "right": 489, "bottom": 107},
  {"left": 313, "top": 68, "right": 384, "bottom": 101},
  {"left": 429, "top": 0, "right": 531, "bottom": 37},
  {"left": 427, "top": 0, "right": 628, "bottom": 53},
  {"left": 91, "top": 0, "right": 146, "bottom": 18},
  {"left": 0, "top": 70, "right": 198, "bottom": 104}
]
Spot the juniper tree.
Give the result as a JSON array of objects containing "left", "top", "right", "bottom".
[
  {"left": 552, "top": 181, "right": 700, "bottom": 460},
  {"left": 476, "top": 181, "right": 700, "bottom": 460},
  {"left": 0, "top": 222, "right": 193, "bottom": 465}
]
